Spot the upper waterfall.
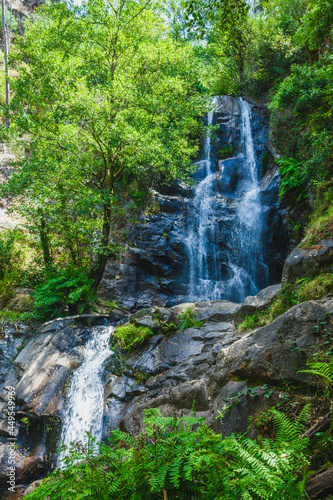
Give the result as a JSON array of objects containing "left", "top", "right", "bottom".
[{"left": 185, "top": 96, "right": 267, "bottom": 303}]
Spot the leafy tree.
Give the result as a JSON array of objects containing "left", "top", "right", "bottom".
[{"left": 5, "top": 0, "right": 206, "bottom": 299}]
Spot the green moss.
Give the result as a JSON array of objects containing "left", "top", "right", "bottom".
[
  {"left": 299, "top": 273, "right": 333, "bottom": 301},
  {"left": 218, "top": 145, "right": 234, "bottom": 160},
  {"left": 113, "top": 323, "right": 154, "bottom": 351},
  {"left": 301, "top": 204, "right": 333, "bottom": 247}
]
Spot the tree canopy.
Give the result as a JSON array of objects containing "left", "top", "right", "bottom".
[{"left": 5, "top": 0, "right": 207, "bottom": 308}]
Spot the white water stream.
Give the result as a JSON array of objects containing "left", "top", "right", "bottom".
[
  {"left": 186, "top": 97, "right": 267, "bottom": 303},
  {"left": 230, "top": 98, "right": 267, "bottom": 297},
  {"left": 57, "top": 325, "right": 113, "bottom": 467},
  {"left": 186, "top": 107, "right": 218, "bottom": 301}
]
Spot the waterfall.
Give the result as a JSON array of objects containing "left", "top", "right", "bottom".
[
  {"left": 186, "top": 97, "right": 267, "bottom": 303},
  {"left": 186, "top": 107, "right": 220, "bottom": 301},
  {"left": 227, "top": 98, "right": 267, "bottom": 300},
  {"left": 57, "top": 325, "right": 113, "bottom": 467}
]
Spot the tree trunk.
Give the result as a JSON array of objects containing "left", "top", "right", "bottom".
[
  {"left": 162, "top": 489, "right": 168, "bottom": 500},
  {"left": 39, "top": 216, "right": 52, "bottom": 269},
  {"left": 90, "top": 203, "right": 111, "bottom": 289},
  {"left": 306, "top": 466, "right": 333, "bottom": 498},
  {"left": 2, "top": 0, "right": 9, "bottom": 127}
]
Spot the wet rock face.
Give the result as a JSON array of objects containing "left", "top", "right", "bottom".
[{"left": 102, "top": 96, "right": 289, "bottom": 311}]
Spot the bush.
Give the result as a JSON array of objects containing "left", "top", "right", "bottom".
[
  {"left": 113, "top": 323, "right": 154, "bottom": 351},
  {"left": 31, "top": 266, "right": 95, "bottom": 322},
  {"left": 178, "top": 307, "right": 204, "bottom": 331},
  {"left": 24, "top": 408, "right": 310, "bottom": 500},
  {"left": 0, "top": 228, "right": 22, "bottom": 280}
]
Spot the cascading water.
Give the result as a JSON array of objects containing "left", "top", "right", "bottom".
[
  {"left": 57, "top": 325, "right": 113, "bottom": 467},
  {"left": 186, "top": 107, "right": 220, "bottom": 301},
  {"left": 229, "top": 98, "right": 267, "bottom": 299},
  {"left": 186, "top": 97, "right": 267, "bottom": 303}
]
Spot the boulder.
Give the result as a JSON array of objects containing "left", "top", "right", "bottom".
[
  {"left": 282, "top": 239, "right": 333, "bottom": 285},
  {"left": 23, "top": 480, "right": 47, "bottom": 497},
  {"left": 211, "top": 301, "right": 330, "bottom": 394},
  {"left": 234, "top": 284, "right": 281, "bottom": 325}
]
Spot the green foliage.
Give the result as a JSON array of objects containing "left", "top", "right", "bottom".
[
  {"left": 299, "top": 354, "right": 333, "bottom": 389},
  {"left": 299, "top": 273, "right": 333, "bottom": 301},
  {"left": 178, "top": 307, "right": 204, "bottom": 331},
  {"left": 238, "top": 284, "right": 301, "bottom": 331},
  {"left": 301, "top": 200, "right": 333, "bottom": 246},
  {"left": 238, "top": 276, "right": 333, "bottom": 331},
  {"left": 0, "top": 229, "right": 35, "bottom": 309},
  {"left": 25, "top": 408, "right": 309, "bottom": 500},
  {"left": 31, "top": 267, "right": 95, "bottom": 322},
  {"left": 113, "top": 323, "right": 154, "bottom": 351},
  {"left": 276, "top": 157, "right": 309, "bottom": 202},
  {"left": 269, "top": 63, "right": 333, "bottom": 190},
  {"left": 0, "top": 229, "right": 21, "bottom": 280},
  {"left": 5, "top": 0, "right": 207, "bottom": 293},
  {"left": 218, "top": 145, "right": 234, "bottom": 159}
]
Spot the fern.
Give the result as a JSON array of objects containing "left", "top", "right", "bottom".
[
  {"left": 299, "top": 358, "right": 333, "bottom": 386},
  {"left": 178, "top": 307, "right": 204, "bottom": 331},
  {"left": 25, "top": 409, "right": 308, "bottom": 500}
]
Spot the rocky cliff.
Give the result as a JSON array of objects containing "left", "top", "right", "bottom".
[{"left": 101, "top": 96, "right": 289, "bottom": 311}]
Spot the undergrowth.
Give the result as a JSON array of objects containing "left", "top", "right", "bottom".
[
  {"left": 238, "top": 274, "right": 333, "bottom": 332},
  {"left": 25, "top": 408, "right": 310, "bottom": 500},
  {"left": 113, "top": 323, "right": 154, "bottom": 351},
  {"left": 178, "top": 307, "right": 204, "bottom": 331}
]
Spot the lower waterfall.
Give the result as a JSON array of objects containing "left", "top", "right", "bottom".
[{"left": 57, "top": 325, "right": 113, "bottom": 467}]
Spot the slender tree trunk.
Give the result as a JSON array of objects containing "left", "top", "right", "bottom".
[
  {"left": 2, "top": 0, "right": 9, "bottom": 127},
  {"left": 40, "top": 216, "right": 52, "bottom": 269},
  {"left": 162, "top": 489, "right": 168, "bottom": 500},
  {"left": 90, "top": 203, "right": 111, "bottom": 289}
]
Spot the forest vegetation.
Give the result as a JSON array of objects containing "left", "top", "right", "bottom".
[
  {"left": 0, "top": 0, "right": 332, "bottom": 498},
  {"left": 0, "top": 0, "right": 331, "bottom": 320}
]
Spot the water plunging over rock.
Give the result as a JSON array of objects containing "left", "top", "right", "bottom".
[
  {"left": 186, "top": 108, "right": 220, "bottom": 301},
  {"left": 226, "top": 98, "right": 268, "bottom": 300},
  {"left": 57, "top": 325, "right": 113, "bottom": 467},
  {"left": 101, "top": 95, "right": 289, "bottom": 310},
  {"left": 185, "top": 97, "right": 268, "bottom": 303}
]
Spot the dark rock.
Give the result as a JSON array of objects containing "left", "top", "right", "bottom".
[
  {"left": 210, "top": 301, "right": 331, "bottom": 394},
  {"left": 101, "top": 96, "right": 288, "bottom": 312},
  {"left": 282, "top": 239, "right": 333, "bottom": 285},
  {"left": 234, "top": 284, "right": 281, "bottom": 325},
  {"left": 212, "top": 382, "right": 286, "bottom": 438}
]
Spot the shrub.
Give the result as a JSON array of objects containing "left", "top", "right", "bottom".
[
  {"left": 0, "top": 229, "right": 22, "bottom": 280},
  {"left": 276, "top": 157, "right": 309, "bottom": 202},
  {"left": 31, "top": 266, "right": 95, "bottom": 322},
  {"left": 24, "top": 408, "right": 310, "bottom": 500},
  {"left": 178, "top": 307, "right": 204, "bottom": 331}
]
